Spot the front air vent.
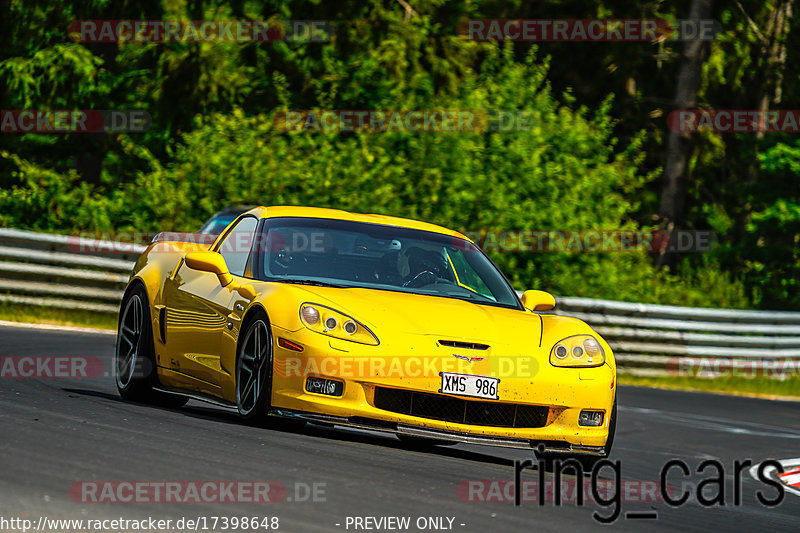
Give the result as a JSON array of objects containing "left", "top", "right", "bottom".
[
  {"left": 373, "top": 387, "right": 548, "bottom": 428},
  {"left": 438, "top": 340, "right": 489, "bottom": 350}
]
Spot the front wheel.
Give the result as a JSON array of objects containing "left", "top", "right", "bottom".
[
  {"left": 573, "top": 399, "right": 617, "bottom": 472},
  {"left": 537, "top": 398, "right": 616, "bottom": 473},
  {"left": 236, "top": 314, "right": 273, "bottom": 425}
]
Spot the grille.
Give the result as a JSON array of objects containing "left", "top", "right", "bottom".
[
  {"left": 373, "top": 387, "right": 548, "bottom": 428},
  {"left": 438, "top": 340, "right": 489, "bottom": 350}
]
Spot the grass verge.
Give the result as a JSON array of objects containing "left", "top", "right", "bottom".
[
  {"left": 0, "top": 302, "right": 117, "bottom": 330},
  {"left": 619, "top": 373, "right": 800, "bottom": 401},
  {"left": 0, "top": 304, "right": 798, "bottom": 401}
]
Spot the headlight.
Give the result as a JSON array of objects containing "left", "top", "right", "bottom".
[
  {"left": 299, "top": 303, "right": 379, "bottom": 345},
  {"left": 550, "top": 335, "right": 605, "bottom": 367},
  {"left": 301, "top": 306, "right": 320, "bottom": 324}
]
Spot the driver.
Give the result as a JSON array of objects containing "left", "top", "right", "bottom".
[
  {"left": 266, "top": 229, "right": 334, "bottom": 273},
  {"left": 402, "top": 247, "right": 451, "bottom": 287}
]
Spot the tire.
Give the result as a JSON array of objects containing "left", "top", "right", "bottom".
[
  {"left": 575, "top": 398, "right": 617, "bottom": 472},
  {"left": 115, "top": 284, "right": 188, "bottom": 408},
  {"left": 235, "top": 312, "right": 274, "bottom": 426}
]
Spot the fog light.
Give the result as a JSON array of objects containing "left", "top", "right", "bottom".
[
  {"left": 305, "top": 377, "right": 343, "bottom": 397},
  {"left": 324, "top": 316, "right": 338, "bottom": 330},
  {"left": 343, "top": 321, "right": 357, "bottom": 335},
  {"left": 578, "top": 410, "right": 604, "bottom": 427}
]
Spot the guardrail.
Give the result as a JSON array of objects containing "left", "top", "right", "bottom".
[
  {"left": 2, "top": 228, "right": 798, "bottom": 378},
  {"left": 549, "top": 297, "right": 800, "bottom": 378},
  {"left": 0, "top": 228, "right": 142, "bottom": 314}
]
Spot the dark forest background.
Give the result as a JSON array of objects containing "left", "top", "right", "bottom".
[{"left": 2, "top": 0, "right": 798, "bottom": 309}]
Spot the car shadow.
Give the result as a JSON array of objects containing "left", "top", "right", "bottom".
[
  {"left": 62, "top": 386, "right": 522, "bottom": 468},
  {"left": 63, "top": 387, "right": 608, "bottom": 476},
  {"left": 62, "top": 387, "right": 246, "bottom": 426}
]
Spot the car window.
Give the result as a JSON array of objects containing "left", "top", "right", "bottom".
[
  {"left": 446, "top": 248, "right": 494, "bottom": 299},
  {"left": 217, "top": 216, "right": 258, "bottom": 277},
  {"left": 199, "top": 214, "right": 238, "bottom": 235}
]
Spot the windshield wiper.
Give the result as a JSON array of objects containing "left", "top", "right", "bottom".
[{"left": 282, "top": 279, "right": 347, "bottom": 288}]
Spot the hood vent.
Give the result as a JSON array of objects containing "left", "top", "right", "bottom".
[{"left": 438, "top": 340, "right": 489, "bottom": 350}]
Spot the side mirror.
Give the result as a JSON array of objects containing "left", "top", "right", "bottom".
[
  {"left": 520, "top": 290, "right": 556, "bottom": 312},
  {"left": 185, "top": 251, "right": 233, "bottom": 286},
  {"left": 184, "top": 251, "right": 256, "bottom": 300}
]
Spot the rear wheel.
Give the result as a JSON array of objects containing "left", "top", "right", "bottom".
[{"left": 115, "top": 284, "right": 188, "bottom": 408}]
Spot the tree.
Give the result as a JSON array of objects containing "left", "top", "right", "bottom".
[{"left": 657, "top": 0, "right": 713, "bottom": 267}]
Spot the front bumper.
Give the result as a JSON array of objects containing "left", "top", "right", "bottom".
[
  {"left": 271, "top": 408, "right": 607, "bottom": 455},
  {"left": 269, "top": 325, "right": 616, "bottom": 452}
]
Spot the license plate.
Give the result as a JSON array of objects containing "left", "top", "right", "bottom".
[{"left": 439, "top": 372, "right": 500, "bottom": 400}]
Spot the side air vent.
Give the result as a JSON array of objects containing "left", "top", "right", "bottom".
[
  {"left": 438, "top": 340, "right": 489, "bottom": 350},
  {"left": 158, "top": 307, "right": 167, "bottom": 343}
]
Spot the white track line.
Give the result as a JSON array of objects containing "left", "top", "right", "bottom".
[
  {"left": 0, "top": 320, "right": 115, "bottom": 335},
  {"left": 749, "top": 458, "right": 800, "bottom": 497}
]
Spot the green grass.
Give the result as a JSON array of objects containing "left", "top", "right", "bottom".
[
  {"left": 0, "top": 302, "right": 117, "bottom": 330},
  {"left": 619, "top": 373, "right": 800, "bottom": 400}
]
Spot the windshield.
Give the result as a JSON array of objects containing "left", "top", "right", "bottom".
[{"left": 251, "top": 217, "right": 521, "bottom": 309}]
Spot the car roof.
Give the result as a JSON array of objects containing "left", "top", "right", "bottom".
[
  {"left": 216, "top": 204, "right": 258, "bottom": 215},
  {"left": 242, "top": 206, "right": 471, "bottom": 242}
]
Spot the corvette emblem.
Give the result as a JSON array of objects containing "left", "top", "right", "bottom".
[{"left": 453, "top": 354, "right": 484, "bottom": 363}]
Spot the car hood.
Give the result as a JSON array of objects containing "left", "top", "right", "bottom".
[{"left": 281, "top": 285, "right": 542, "bottom": 346}]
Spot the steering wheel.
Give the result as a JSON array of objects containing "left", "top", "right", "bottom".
[
  {"left": 403, "top": 270, "right": 438, "bottom": 288},
  {"left": 402, "top": 270, "right": 456, "bottom": 288},
  {"left": 274, "top": 248, "right": 308, "bottom": 270}
]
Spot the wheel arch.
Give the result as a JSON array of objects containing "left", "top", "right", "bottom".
[{"left": 238, "top": 303, "right": 273, "bottom": 347}]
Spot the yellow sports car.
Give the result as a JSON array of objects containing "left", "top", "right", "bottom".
[{"left": 116, "top": 206, "right": 616, "bottom": 462}]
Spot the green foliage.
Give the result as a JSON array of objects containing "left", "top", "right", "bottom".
[
  {"left": 736, "top": 141, "right": 800, "bottom": 308},
  {"left": 0, "top": 0, "right": 784, "bottom": 310},
  {"left": 0, "top": 43, "right": 747, "bottom": 307}
]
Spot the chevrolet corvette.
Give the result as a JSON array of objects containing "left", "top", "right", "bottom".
[{"left": 116, "top": 206, "right": 616, "bottom": 462}]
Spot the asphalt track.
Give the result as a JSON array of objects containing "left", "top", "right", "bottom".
[{"left": 1, "top": 323, "right": 799, "bottom": 532}]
